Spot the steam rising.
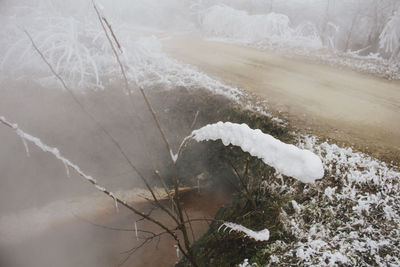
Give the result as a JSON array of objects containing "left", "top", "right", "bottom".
[{"left": 0, "top": 0, "right": 399, "bottom": 266}]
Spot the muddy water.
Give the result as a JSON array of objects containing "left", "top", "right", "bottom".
[
  {"left": 1, "top": 186, "right": 233, "bottom": 267},
  {"left": 163, "top": 36, "right": 400, "bottom": 162}
]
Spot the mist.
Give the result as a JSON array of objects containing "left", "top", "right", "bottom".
[{"left": 1, "top": 0, "right": 400, "bottom": 266}]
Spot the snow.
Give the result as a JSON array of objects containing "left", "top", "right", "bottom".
[
  {"left": 266, "top": 135, "right": 400, "bottom": 266},
  {"left": 324, "top": 186, "right": 336, "bottom": 201},
  {"left": 219, "top": 222, "right": 270, "bottom": 242},
  {"left": 19, "top": 132, "right": 30, "bottom": 157},
  {"left": 109, "top": 192, "right": 119, "bottom": 212},
  {"left": 170, "top": 149, "right": 178, "bottom": 163},
  {"left": 63, "top": 160, "right": 71, "bottom": 178},
  {"left": 135, "top": 221, "right": 139, "bottom": 241},
  {"left": 202, "top": 5, "right": 322, "bottom": 49},
  {"left": 291, "top": 200, "right": 302, "bottom": 214},
  {"left": 190, "top": 122, "right": 324, "bottom": 183},
  {"left": 238, "top": 259, "right": 257, "bottom": 267},
  {"left": 174, "top": 244, "right": 180, "bottom": 258}
]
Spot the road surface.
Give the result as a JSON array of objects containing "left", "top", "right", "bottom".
[{"left": 163, "top": 36, "right": 400, "bottom": 162}]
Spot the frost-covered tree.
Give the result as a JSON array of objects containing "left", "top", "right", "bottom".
[{"left": 380, "top": 6, "right": 400, "bottom": 61}]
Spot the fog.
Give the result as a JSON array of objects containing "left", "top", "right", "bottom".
[
  {"left": 0, "top": 74, "right": 231, "bottom": 265},
  {"left": 1, "top": 0, "right": 399, "bottom": 266}
]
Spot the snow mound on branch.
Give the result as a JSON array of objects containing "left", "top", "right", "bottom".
[
  {"left": 191, "top": 122, "right": 324, "bottom": 183},
  {"left": 219, "top": 222, "right": 270, "bottom": 242}
]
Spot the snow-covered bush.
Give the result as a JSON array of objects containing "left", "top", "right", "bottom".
[
  {"left": 1, "top": 0, "right": 238, "bottom": 96},
  {"left": 201, "top": 5, "right": 322, "bottom": 49}
]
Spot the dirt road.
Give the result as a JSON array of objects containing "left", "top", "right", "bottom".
[{"left": 163, "top": 36, "right": 400, "bottom": 161}]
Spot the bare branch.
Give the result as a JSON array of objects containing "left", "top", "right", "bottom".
[
  {"left": 183, "top": 218, "right": 220, "bottom": 225},
  {"left": 92, "top": 3, "right": 198, "bottom": 265},
  {"left": 230, "top": 161, "right": 257, "bottom": 210},
  {"left": 175, "top": 134, "right": 194, "bottom": 162},
  {"left": 23, "top": 29, "right": 165, "bottom": 212},
  {"left": 0, "top": 116, "right": 186, "bottom": 258},
  {"left": 92, "top": 1, "right": 177, "bottom": 164},
  {"left": 75, "top": 215, "right": 161, "bottom": 237},
  {"left": 101, "top": 17, "right": 122, "bottom": 53},
  {"left": 136, "top": 205, "right": 158, "bottom": 223},
  {"left": 155, "top": 169, "right": 177, "bottom": 212},
  {"left": 118, "top": 239, "right": 151, "bottom": 266},
  {"left": 190, "top": 110, "right": 200, "bottom": 129},
  {"left": 184, "top": 207, "right": 196, "bottom": 241},
  {"left": 91, "top": 4, "right": 182, "bottom": 225},
  {"left": 92, "top": 1, "right": 129, "bottom": 93},
  {"left": 23, "top": 29, "right": 70, "bottom": 91}
]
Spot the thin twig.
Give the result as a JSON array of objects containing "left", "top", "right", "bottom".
[
  {"left": 92, "top": 4, "right": 181, "bottom": 224},
  {"left": 102, "top": 17, "right": 122, "bottom": 53},
  {"left": 94, "top": 1, "right": 176, "bottom": 164},
  {"left": 243, "top": 158, "right": 250, "bottom": 185},
  {"left": 92, "top": 1, "right": 128, "bottom": 93},
  {"left": 92, "top": 3, "right": 197, "bottom": 265},
  {"left": 230, "top": 161, "right": 257, "bottom": 210},
  {"left": 139, "top": 87, "right": 175, "bottom": 162},
  {"left": 118, "top": 239, "right": 150, "bottom": 266},
  {"left": 118, "top": 228, "right": 168, "bottom": 266},
  {"left": 175, "top": 135, "right": 193, "bottom": 161},
  {"left": 155, "top": 169, "right": 177, "bottom": 212},
  {"left": 92, "top": 0, "right": 163, "bottom": 186},
  {"left": 190, "top": 110, "right": 200, "bottom": 129},
  {"left": 121, "top": 230, "right": 168, "bottom": 254},
  {"left": 136, "top": 205, "right": 158, "bottom": 223},
  {"left": 184, "top": 207, "right": 196, "bottom": 241},
  {"left": 183, "top": 218, "right": 220, "bottom": 224},
  {"left": 75, "top": 215, "right": 166, "bottom": 240},
  {"left": 23, "top": 29, "right": 168, "bottom": 213}
]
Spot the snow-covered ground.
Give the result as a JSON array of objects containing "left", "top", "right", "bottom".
[{"left": 264, "top": 136, "right": 400, "bottom": 266}]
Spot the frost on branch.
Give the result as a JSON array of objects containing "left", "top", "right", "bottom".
[
  {"left": 219, "top": 222, "right": 270, "bottom": 242},
  {"left": 190, "top": 122, "right": 324, "bottom": 183},
  {"left": 0, "top": 115, "right": 119, "bottom": 211}
]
